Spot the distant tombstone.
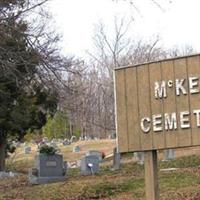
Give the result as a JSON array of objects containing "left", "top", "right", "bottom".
[
  {"left": 73, "top": 146, "right": 80, "bottom": 153},
  {"left": 164, "top": 149, "right": 175, "bottom": 161},
  {"left": 0, "top": 171, "right": 20, "bottom": 179},
  {"left": 28, "top": 154, "right": 67, "bottom": 184},
  {"left": 63, "top": 140, "right": 71, "bottom": 146},
  {"left": 94, "top": 137, "right": 99, "bottom": 141},
  {"left": 79, "top": 137, "right": 85, "bottom": 141},
  {"left": 23, "top": 142, "right": 28, "bottom": 147},
  {"left": 87, "top": 136, "right": 92, "bottom": 141},
  {"left": 86, "top": 150, "right": 102, "bottom": 162},
  {"left": 81, "top": 155, "right": 99, "bottom": 175},
  {"left": 70, "top": 136, "right": 77, "bottom": 143},
  {"left": 112, "top": 147, "right": 120, "bottom": 170},
  {"left": 111, "top": 132, "right": 116, "bottom": 139},
  {"left": 24, "top": 146, "right": 31, "bottom": 154},
  {"left": 84, "top": 136, "right": 88, "bottom": 140},
  {"left": 134, "top": 152, "right": 144, "bottom": 165}
]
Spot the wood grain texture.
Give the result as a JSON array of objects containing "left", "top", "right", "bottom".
[
  {"left": 187, "top": 55, "right": 200, "bottom": 146},
  {"left": 174, "top": 58, "right": 192, "bottom": 147},
  {"left": 145, "top": 150, "right": 159, "bottom": 200},
  {"left": 125, "top": 67, "right": 141, "bottom": 151},
  {"left": 137, "top": 64, "right": 153, "bottom": 151},
  {"left": 115, "top": 70, "right": 128, "bottom": 152},
  {"left": 161, "top": 60, "right": 178, "bottom": 148},
  {"left": 149, "top": 62, "right": 165, "bottom": 149}
]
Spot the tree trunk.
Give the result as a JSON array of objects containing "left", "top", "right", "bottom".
[{"left": 0, "top": 137, "right": 7, "bottom": 171}]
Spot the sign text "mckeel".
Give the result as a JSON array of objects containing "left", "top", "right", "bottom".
[{"left": 140, "top": 76, "right": 200, "bottom": 133}]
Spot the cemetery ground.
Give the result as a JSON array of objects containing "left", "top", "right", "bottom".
[{"left": 1, "top": 140, "right": 200, "bottom": 199}]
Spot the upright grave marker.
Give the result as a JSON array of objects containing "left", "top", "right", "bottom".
[{"left": 114, "top": 54, "right": 200, "bottom": 200}]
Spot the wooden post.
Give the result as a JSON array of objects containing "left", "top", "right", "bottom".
[{"left": 144, "top": 150, "right": 159, "bottom": 200}]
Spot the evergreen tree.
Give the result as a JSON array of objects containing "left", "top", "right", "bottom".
[
  {"left": 0, "top": 0, "right": 60, "bottom": 171},
  {"left": 43, "top": 111, "right": 69, "bottom": 139}
]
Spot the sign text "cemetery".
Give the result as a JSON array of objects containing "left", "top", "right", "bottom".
[{"left": 141, "top": 76, "right": 200, "bottom": 133}]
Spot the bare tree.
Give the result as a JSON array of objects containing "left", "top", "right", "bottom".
[
  {"left": 168, "top": 45, "right": 196, "bottom": 58},
  {"left": 84, "top": 18, "right": 169, "bottom": 138}
]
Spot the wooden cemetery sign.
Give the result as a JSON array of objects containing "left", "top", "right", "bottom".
[{"left": 114, "top": 54, "right": 200, "bottom": 200}]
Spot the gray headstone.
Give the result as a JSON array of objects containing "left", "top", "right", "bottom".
[
  {"left": 164, "top": 149, "right": 175, "bottom": 161},
  {"left": 134, "top": 152, "right": 144, "bottom": 165},
  {"left": 86, "top": 150, "right": 102, "bottom": 162},
  {"left": 35, "top": 154, "right": 64, "bottom": 177},
  {"left": 81, "top": 155, "right": 99, "bottom": 175},
  {"left": 112, "top": 147, "right": 120, "bottom": 170},
  {"left": 23, "top": 142, "right": 27, "bottom": 147},
  {"left": 111, "top": 132, "right": 116, "bottom": 139},
  {"left": 29, "top": 154, "right": 67, "bottom": 184},
  {"left": 24, "top": 146, "right": 31, "bottom": 154},
  {"left": 63, "top": 140, "right": 71, "bottom": 146},
  {"left": 73, "top": 146, "right": 80, "bottom": 152},
  {"left": 70, "top": 136, "right": 77, "bottom": 143}
]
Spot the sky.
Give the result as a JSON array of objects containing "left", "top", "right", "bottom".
[{"left": 48, "top": 0, "right": 200, "bottom": 58}]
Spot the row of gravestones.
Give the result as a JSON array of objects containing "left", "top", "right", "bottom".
[
  {"left": 134, "top": 149, "right": 175, "bottom": 165},
  {"left": 28, "top": 150, "right": 103, "bottom": 184},
  {"left": 22, "top": 137, "right": 113, "bottom": 155},
  {"left": 28, "top": 147, "right": 175, "bottom": 184}
]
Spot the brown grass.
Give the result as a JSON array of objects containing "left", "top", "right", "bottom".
[{"left": 3, "top": 140, "right": 200, "bottom": 200}]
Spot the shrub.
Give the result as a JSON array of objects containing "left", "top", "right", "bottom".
[{"left": 39, "top": 144, "right": 57, "bottom": 155}]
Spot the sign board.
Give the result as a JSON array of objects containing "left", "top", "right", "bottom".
[{"left": 114, "top": 54, "right": 200, "bottom": 153}]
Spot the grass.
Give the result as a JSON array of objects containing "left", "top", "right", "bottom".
[{"left": 2, "top": 141, "right": 200, "bottom": 200}]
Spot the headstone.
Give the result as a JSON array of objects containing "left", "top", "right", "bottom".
[
  {"left": 23, "top": 142, "right": 27, "bottom": 147},
  {"left": 134, "top": 152, "right": 144, "bottom": 165},
  {"left": 164, "top": 149, "right": 175, "bottom": 161},
  {"left": 111, "top": 132, "right": 116, "bottom": 139},
  {"left": 112, "top": 147, "right": 120, "bottom": 170},
  {"left": 81, "top": 155, "right": 99, "bottom": 175},
  {"left": 28, "top": 154, "right": 67, "bottom": 184},
  {"left": 63, "top": 139, "right": 71, "bottom": 146},
  {"left": 70, "top": 136, "right": 77, "bottom": 143},
  {"left": 24, "top": 146, "right": 31, "bottom": 154},
  {"left": 73, "top": 145, "right": 80, "bottom": 152},
  {"left": 84, "top": 136, "right": 88, "bottom": 140},
  {"left": 86, "top": 150, "right": 102, "bottom": 162},
  {"left": 0, "top": 171, "right": 20, "bottom": 179}
]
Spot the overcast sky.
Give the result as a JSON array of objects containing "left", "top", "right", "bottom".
[{"left": 49, "top": 0, "right": 200, "bottom": 58}]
